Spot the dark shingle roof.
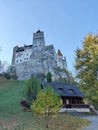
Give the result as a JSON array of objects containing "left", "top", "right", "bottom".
[{"left": 42, "top": 82, "right": 84, "bottom": 97}]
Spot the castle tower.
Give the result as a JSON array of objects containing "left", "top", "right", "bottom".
[
  {"left": 33, "top": 30, "right": 45, "bottom": 49},
  {"left": 11, "top": 46, "right": 19, "bottom": 65}
]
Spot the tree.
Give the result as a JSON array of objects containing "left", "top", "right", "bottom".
[
  {"left": 75, "top": 34, "right": 98, "bottom": 108},
  {"left": 31, "top": 86, "right": 62, "bottom": 128},
  {"left": 46, "top": 72, "right": 52, "bottom": 83},
  {"left": 4, "top": 65, "right": 17, "bottom": 80},
  {"left": 26, "top": 77, "right": 41, "bottom": 105},
  {"left": 64, "top": 69, "right": 75, "bottom": 84}
]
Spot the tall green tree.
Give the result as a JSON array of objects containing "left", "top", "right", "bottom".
[
  {"left": 75, "top": 34, "right": 98, "bottom": 108},
  {"left": 26, "top": 77, "right": 41, "bottom": 105},
  {"left": 46, "top": 72, "right": 52, "bottom": 83},
  {"left": 64, "top": 69, "right": 75, "bottom": 84},
  {"left": 31, "top": 86, "right": 62, "bottom": 128}
]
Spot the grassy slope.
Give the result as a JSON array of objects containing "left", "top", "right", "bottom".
[
  {"left": 0, "top": 76, "right": 90, "bottom": 130},
  {"left": 0, "top": 77, "right": 26, "bottom": 115}
]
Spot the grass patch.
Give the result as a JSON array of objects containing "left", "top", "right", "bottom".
[
  {"left": 0, "top": 113, "right": 90, "bottom": 130},
  {"left": 0, "top": 76, "right": 90, "bottom": 130},
  {"left": 0, "top": 77, "right": 26, "bottom": 115}
]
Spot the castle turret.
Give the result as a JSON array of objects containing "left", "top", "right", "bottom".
[
  {"left": 11, "top": 46, "right": 19, "bottom": 65},
  {"left": 57, "top": 49, "right": 63, "bottom": 58},
  {"left": 33, "top": 30, "right": 45, "bottom": 49},
  {"left": 57, "top": 49, "right": 67, "bottom": 69}
]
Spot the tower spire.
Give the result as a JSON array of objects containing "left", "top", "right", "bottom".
[{"left": 57, "top": 49, "right": 62, "bottom": 56}]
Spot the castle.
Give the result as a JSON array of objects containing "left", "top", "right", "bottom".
[{"left": 11, "top": 30, "right": 68, "bottom": 81}]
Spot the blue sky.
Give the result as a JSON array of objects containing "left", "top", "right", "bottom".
[{"left": 0, "top": 0, "right": 98, "bottom": 75}]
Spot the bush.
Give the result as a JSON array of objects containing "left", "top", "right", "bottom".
[
  {"left": 20, "top": 100, "right": 30, "bottom": 109},
  {"left": 11, "top": 74, "right": 18, "bottom": 80},
  {"left": 4, "top": 73, "right": 11, "bottom": 80}
]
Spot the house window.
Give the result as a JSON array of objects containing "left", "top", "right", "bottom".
[
  {"left": 58, "top": 88, "right": 63, "bottom": 93},
  {"left": 68, "top": 89, "right": 73, "bottom": 93}
]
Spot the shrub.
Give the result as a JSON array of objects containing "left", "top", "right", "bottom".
[
  {"left": 4, "top": 73, "right": 11, "bottom": 79},
  {"left": 20, "top": 100, "right": 30, "bottom": 109},
  {"left": 11, "top": 74, "right": 18, "bottom": 80}
]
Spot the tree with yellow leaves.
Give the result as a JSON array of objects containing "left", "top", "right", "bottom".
[
  {"left": 75, "top": 34, "right": 98, "bottom": 108},
  {"left": 31, "top": 86, "right": 62, "bottom": 128}
]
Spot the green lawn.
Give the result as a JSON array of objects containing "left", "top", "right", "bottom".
[
  {"left": 0, "top": 76, "right": 26, "bottom": 115},
  {"left": 0, "top": 76, "right": 90, "bottom": 130}
]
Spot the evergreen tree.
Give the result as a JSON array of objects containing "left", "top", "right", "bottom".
[
  {"left": 26, "top": 77, "right": 41, "bottom": 105},
  {"left": 75, "top": 34, "right": 98, "bottom": 108},
  {"left": 46, "top": 72, "right": 52, "bottom": 83}
]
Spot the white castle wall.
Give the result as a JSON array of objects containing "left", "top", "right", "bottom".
[{"left": 15, "top": 48, "right": 32, "bottom": 64}]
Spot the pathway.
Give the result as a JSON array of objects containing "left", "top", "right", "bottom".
[{"left": 82, "top": 115, "right": 98, "bottom": 130}]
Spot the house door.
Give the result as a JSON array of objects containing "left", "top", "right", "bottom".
[{"left": 66, "top": 99, "right": 71, "bottom": 108}]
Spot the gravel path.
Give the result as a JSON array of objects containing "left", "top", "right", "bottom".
[{"left": 82, "top": 115, "right": 98, "bottom": 130}]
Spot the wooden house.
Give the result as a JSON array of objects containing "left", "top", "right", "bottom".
[{"left": 42, "top": 83, "right": 89, "bottom": 109}]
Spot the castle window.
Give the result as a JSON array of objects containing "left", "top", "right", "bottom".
[
  {"left": 20, "top": 60, "right": 22, "bottom": 62},
  {"left": 16, "top": 60, "right": 18, "bottom": 62},
  {"left": 27, "top": 58, "right": 28, "bottom": 60},
  {"left": 27, "top": 53, "right": 28, "bottom": 56}
]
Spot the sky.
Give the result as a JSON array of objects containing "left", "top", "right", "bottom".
[{"left": 0, "top": 0, "right": 98, "bottom": 75}]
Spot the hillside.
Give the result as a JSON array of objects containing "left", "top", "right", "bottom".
[
  {"left": 0, "top": 76, "right": 26, "bottom": 115},
  {"left": 0, "top": 76, "right": 89, "bottom": 130}
]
